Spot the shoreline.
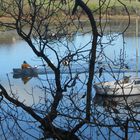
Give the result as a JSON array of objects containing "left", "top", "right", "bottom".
[{"left": 0, "top": 14, "right": 139, "bottom": 44}]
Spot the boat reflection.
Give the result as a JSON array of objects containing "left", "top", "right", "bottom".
[
  {"left": 21, "top": 76, "right": 33, "bottom": 84},
  {"left": 13, "top": 75, "right": 34, "bottom": 84},
  {"left": 93, "top": 94, "right": 140, "bottom": 120},
  {"left": 93, "top": 94, "right": 140, "bottom": 109},
  {"left": 13, "top": 74, "right": 36, "bottom": 84},
  {"left": 92, "top": 94, "right": 140, "bottom": 139}
]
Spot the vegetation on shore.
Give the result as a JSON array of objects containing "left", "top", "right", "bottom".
[
  {"left": 0, "top": 0, "right": 140, "bottom": 19},
  {"left": 87, "top": 0, "right": 140, "bottom": 16}
]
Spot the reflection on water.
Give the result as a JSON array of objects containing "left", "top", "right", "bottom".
[
  {"left": 0, "top": 30, "right": 21, "bottom": 44},
  {"left": 93, "top": 94, "right": 140, "bottom": 139},
  {"left": 94, "top": 94, "right": 140, "bottom": 110}
]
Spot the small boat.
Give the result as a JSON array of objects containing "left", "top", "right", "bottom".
[
  {"left": 13, "top": 64, "right": 88, "bottom": 78},
  {"left": 13, "top": 68, "right": 39, "bottom": 78},
  {"left": 13, "top": 67, "right": 53, "bottom": 78},
  {"left": 94, "top": 76, "right": 140, "bottom": 96}
]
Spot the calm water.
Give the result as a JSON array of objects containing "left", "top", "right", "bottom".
[
  {"left": 0, "top": 33, "right": 139, "bottom": 74},
  {"left": 0, "top": 20, "right": 140, "bottom": 139},
  {"left": 0, "top": 34, "right": 139, "bottom": 72},
  {"left": 0, "top": 32, "right": 139, "bottom": 80}
]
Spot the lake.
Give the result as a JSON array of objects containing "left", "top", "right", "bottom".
[{"left": 0, "top": 19, "right": 140, "bottom": 139}]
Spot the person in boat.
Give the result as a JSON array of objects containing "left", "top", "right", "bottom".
[
  {"left": 21, "top": 61, "right": 32, "bottom": 84},
  {"left": 21, "top": 61, "right": 32, "bottom": 69}
]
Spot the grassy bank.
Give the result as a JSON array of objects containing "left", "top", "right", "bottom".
[{"left": 86, "top": 0, "right": 140, "bottom": 16}]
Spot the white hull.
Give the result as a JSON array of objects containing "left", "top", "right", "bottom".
[{"left": 94, "top": 77, "right": 140, "bottom": 96}]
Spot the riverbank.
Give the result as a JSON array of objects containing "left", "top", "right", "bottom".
[
  {"left": 0, "top": 0, "right": 140, "bottom": 44},
  {"left": 87, "top": 0, "right": 140, "bottom": 16},
  {"left": 0, "top": 0, "right": 140, "bottom": 23}
]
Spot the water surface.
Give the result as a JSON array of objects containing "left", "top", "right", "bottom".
[{"left": 0, "top": 19, "right": 140, "bottom": 139}]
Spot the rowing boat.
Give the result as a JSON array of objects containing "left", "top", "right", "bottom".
[
  {"left": 13, "top": 68, "right": 40, "bottom": 78},
  {"left": 13, "top": 64, "right": 90, "bottom": 78}
]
